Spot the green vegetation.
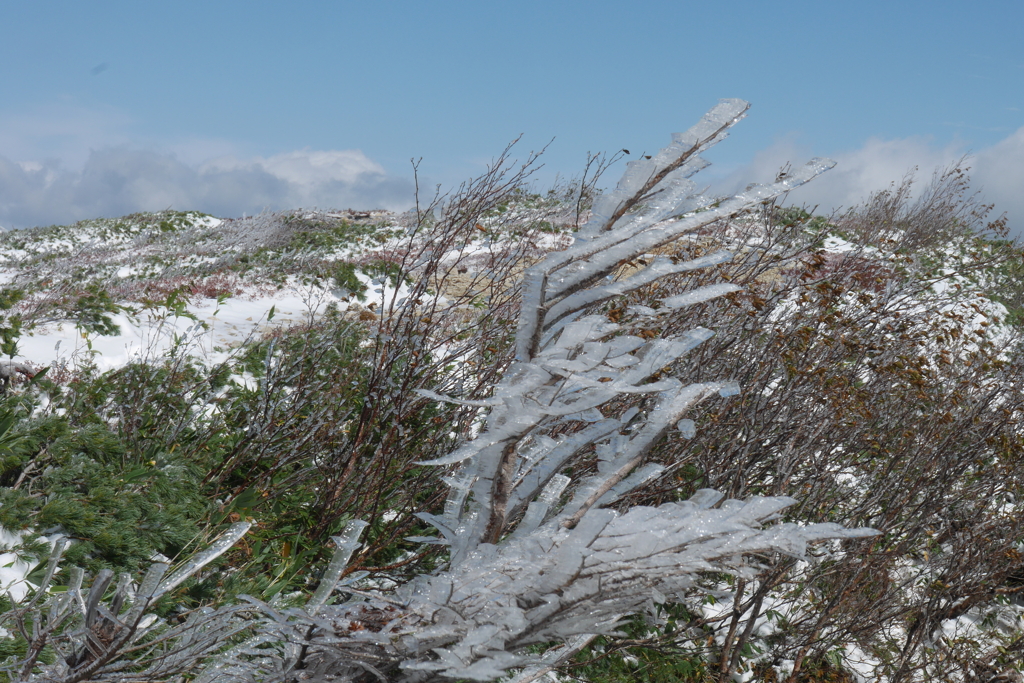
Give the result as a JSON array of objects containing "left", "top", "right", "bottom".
[{"left": 0, "top": 288, "right": 25, "bottom": 358}]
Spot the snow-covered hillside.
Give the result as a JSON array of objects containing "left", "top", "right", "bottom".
[{"left": 0, "top": 210, "right": 403, "bottom": 373}]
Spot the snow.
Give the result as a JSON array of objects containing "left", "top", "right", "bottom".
[
  {"left": 0, "top": 529, "right": 65, "bottom": 604},
  {"left": 9, "top": 271, "right": 411, "bottom": 375},
  {"left": 0, "top": 528, "right": 36, "bottom": 603},
  {"left": 16, "top": 285, "right": 314, "bottom": 372}
]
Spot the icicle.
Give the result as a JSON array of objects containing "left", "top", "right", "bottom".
[
  {"left": 122, "top": 562, "right": 169, "bottom": 627},
  {"left": 511, "top": 502, "right": 551, "bottom": 540},
  {"left": 516, "top": 267, "right": 548, "bottom": 360},
  {"left": 516, "top": 434, "right": 558, "bottom": 468},
  {"left": 307, "top": 519, "right": 369, "bottom": 614},
  {"left": 156, "top": 521, "right": 251, "bottom": 597},
  {"left": 660, "top": 283, "right": 742, "bottom": 309},
  {"left": 443, "top": 472, "right": 476, "bottom": 520},
  {"left": 593, "top": 463, "right": 665, "bottom": 508},
  {"left": 25, "top": 537, "right": 67, "bottom": 608},
  {"left": 510, "top": 418, "right": 621, "bottom": 511},
  {"left": 578, "top": 99, "right": 750, "bottom": 237},
  {"left": 544, "top": 250, "right": 735, "bottom": 331},
  {"left": 676, "top": 418, "right": 696, "bottom": 438},
  {"left": 548, "top": 158, "right": 833, "bottom": 304},
  {"left": 596, "top": 434, "right": 630, "bottom": 474},
  {"left": 539, "top": 474, "right": 571, "bottom": 504},
  {"left": 718, "top": 380, "right": 741, "bottom": 397},
  {"left": 548, "top": 316, "right": 620, "bottom": 351},
  {"left": 509, "top": 471, "right": 574, "bottom": 540},
  {"left": 687, "top": 489, "right": 726, "bottom": 509},
  {"left": 415, "top": 438, "right": 488, "bottom": 467},
  {"left": 615, "top": 333, "right": 713, "bottom": 386},
  {"left": 416, "top": 388, "right": 501, "bottom": 407},
  {"left": 84, "top": 569, "right": 114, "bottom": 628}
]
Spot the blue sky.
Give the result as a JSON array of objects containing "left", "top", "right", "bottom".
[{"left": 1, "top": 1, "right": 1022, "bottom": 234}]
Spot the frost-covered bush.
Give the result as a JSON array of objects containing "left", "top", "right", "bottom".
[
  {"left": 0, "top": 100, "right": 876, "bottom": 682},
  {"left": 633, "top": 168, "right": 1024, "bottom": 682}
]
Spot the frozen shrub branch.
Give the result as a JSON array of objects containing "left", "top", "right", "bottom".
[
  {"left": 1, "top": 99, "right": 875, "bottom": 682},
  {"left": 384, "top": 98, "right": 872, "bottom": 680}
]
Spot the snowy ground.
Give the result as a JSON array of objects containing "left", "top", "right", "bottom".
[
  {"left": 16, "top": 278, "right": 346, "bottom": 374},
  {"left": 0, "top": 529, "right": 38, "bottom": 603},
  {"left": 0, "top": 209, "right": 422, "bottom": 378}
]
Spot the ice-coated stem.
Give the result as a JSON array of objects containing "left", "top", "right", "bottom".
[
  {"left": 156, "top": 521, "right": 252, "bottom": 598},
  {"left": 307, "top": 519, "right": 369, "bottom": 614}
]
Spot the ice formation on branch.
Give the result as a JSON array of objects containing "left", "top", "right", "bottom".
[
  {"left": 414, "top": 99, "right": 845, "bottom": 566},
  {"left": 0, "top": 523, "right": 253, "bottom": 682},
  {"left": 376, "top": 98, "right": 870, "bottom": 681},
  {"left": 397, "top": 492, "right": 869, "bottom": 681}
]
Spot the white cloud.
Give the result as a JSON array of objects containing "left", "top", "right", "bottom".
[
  {"left": 972, "top": 126, "right": 1024, "bottom": 235},
  {"left": 0, "top": 101, "right": 415, "bottom": 229},
  {"left": 0, "top": 147, "right": 415, "bottom": 230},
  {"left": 199, "top": 149, "right": 410, "bottom": 211},
  {"left": 206, "top": 149, "right": 386, "bottom": 186},
  {"left": 713, "top": 128, "right": 1024, "bottom": 238},
  {"left": 2, "top": 98, "right": 1019, "bottom": 238}
]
